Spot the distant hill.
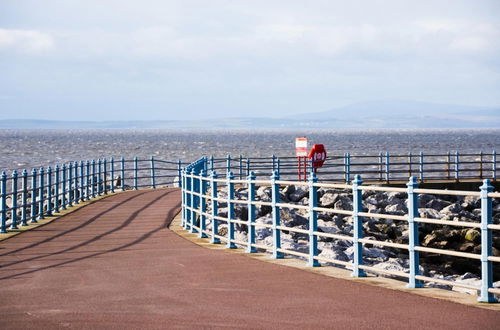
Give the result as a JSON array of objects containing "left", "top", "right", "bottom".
[{"left": 1, "top": 100, "right": 499, "bottom": 129}]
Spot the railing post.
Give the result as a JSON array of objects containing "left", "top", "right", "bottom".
[
  {"left": 198, "top": 170, "right": 208, "bottom": 238},
  {"left": 210, "top": 171, "right": 220, "bottom": 244},
  {"left": 343, "top": 153, "right": 348, "bottom": 183},
  {"left": 68, "top": 162, "right": 74, "bottom": 206},
  {"left": 246, "top": 158, "right": 250, "bottom": 177},
  {"left": 352, "top": 174, "right": 366, "bottom": 277},
  {"left": 226, "top": 154, "right": 231, "bottom": 174},
  {"left": 446, "top": 151, "right": 451, "bottom": 180},
  {"left": 103, "top": 158, "right": 107, "bottom": 194},
  {"left": 190, "top": 169, "right": 199, "bottom": 234},
  {"left": 419, "top": 152, "right": 424, "bottom": 182},
  {"left": 239, "top": 154, "right": 243, "bottom": 180},
  {"left": 247, "top": 171, "right": 256, "bottom": 253},
  {"left": 46, "top": 167, "right": 53, "bottom": 215},
  {"left": 97, "top": 159, "right": 102, "bottom": 195},
  {"left": 110, "top": 158, "right": 115, "bottom": 193},
  {"left": 177, "top": 160, "right": 182, "bottom": 188},
  {"left": 272, "top": 154, "right": 276, "bottom": 172},
  {"left": 0, "top": 172, "right": 6, "bottom": 233},
  {"left": 479, "top": 150, "right": 483, "bottom": 179},
  {"left": 133, "top": 157, "right": 138, "bottom": 190},
  {"left": 493, "top": 151, "right": 497, "bottom": 181},
  {"left": 385, "top": 152, "right": 390, "bottom": 183},
  {"left": 407, "top": 177, "right": 422, "bottom": 288},
  {"left": 120, "top": 157, "right": 125, "bottom": 191},
  {"left": 478, "top": 179, "right": 497, "bottom": 303},
  {"left": 38, "top": 167, "right": 45, "bottom": 219},
  {"left": 378, "top": 152, "right": 383, "bottom": 182},
  {"left": 408, "top": 152, "right": 412, "bottom": 178},
  {"left": 54, "top": 165, "right": 60, "bottom": 213},
  {"left": 150, "top": 156, "right": 156, "bottom": 189},
  {"left": 10, "top": 170, "right": 18, "bottom": 230},
  {"left": 455, "top": 151, "right": 460, "bottom": 182},
  {"left": 308, "top": 172, "right": 320, "bottom": 267},
  {"left": 73, "top": 162, "right": 79, "bottom": 203},
  {"left": 271, "top": 170, "right": 283, "bottom": 259},
  {"left": 21, "top": 169, "right": 28, "bottom": 226},
  {"left": 226, "top": 171, "right": 236, "bottom": 248},
  {"left": 185, "top": 169, "right": 192, "bottom": 230},
  {"left": 91, "top": 160, "right": 96, "bottom": 198},
  {"left": 180, "top": 169, "right": 185, "bottom": 228},
  {"left": 210, "top": 156, "right": 214, "bottom": 172},
  {"left": 80, "top": 161, "right": 85, "bottom": 200},
  {"left": 277, "top": 158, "right": 281, "bottom": 175},
  {"left": 85, "top": 161, "right": 90, "bottom": 200},
  {"left": 31, "top": 168, "right": 39, "bottom": 222}
]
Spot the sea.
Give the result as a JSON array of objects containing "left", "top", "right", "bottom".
[{"left": 0, "top": 129, "right": 499, "bottom": 172}]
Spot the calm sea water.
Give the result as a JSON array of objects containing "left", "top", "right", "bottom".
[{"left": 0, "top": 129, "right": 499, "bottom": 172}]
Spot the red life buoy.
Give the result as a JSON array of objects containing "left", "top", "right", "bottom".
[{"left": 308, "top": 144, "right": 327, "bottom": 168}]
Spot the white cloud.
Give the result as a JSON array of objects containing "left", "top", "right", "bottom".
[{"left": 0, "top": 29, "right": 55, "bottom": 54}]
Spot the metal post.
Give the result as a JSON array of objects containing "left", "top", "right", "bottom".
[
  {"left": 61, "top": 164, "right": 67, "bottom": 209},
  {"left": 478, "top": 179, "right": 497, "bottom": 303},
  {"left": 408, "top": 152, "right": 412, "bottom": 178},
  {"left": 38, "top": 167, "right": 45, "bottom": 219},
  {"left": 271, "top": 170, "right": 283, "bottom": 259},
  {"left": 73, "top": 162, "right": 79, "bottom": 204},
  {"left": 239, "top": 154, "right": 243, "bottom": 180},
  {"left": 103, "top": 158, "right": 107, "bottom": 194},
  {"left": 133, "top": 157, "right": 138, "bottom": 190},
  {"left": 110, "top": 158, "right": 115, "bottom": 193},
  {"left": 85, "top": 161, "right": 90, "bottom": 200},
  {"left": 246, "top": 158, "right": 250, "bottom": 177},
  {"left": 21, "top": 169, "right": 28, "bottom": 226},
  {"left": 10, "top": 170, "right": 18, "bottom": 230},
  {"left": 493, "top": 151, "right": 497, "bottom": 181},
  {"left": 344, "top": 153, "right": 348, "bottom": 183},
  {"left": 31, "top": 168, "right": 38, "bottom": 222},
  {"left": 180, "top": 169, "right": 185, "bottom": 228},
  {"left": 210, "top": 171, "right": 220, "bottom": 244},
  {"left": 419, "top": 152, "right": 424, "bottom": 182},
  {"left": 407, "top": 177, "right": 422, "bottom": 288},
  {"left": 308, "top": 172, "right": 320, "bottom": 267},
  {"left": 185, "top": 169, "right": 192, "bottom": 230},
  {"left": 346, "top": 153, "right": 351, "bottom": 183},
  {"left": 455, "top": 151, "right": 460, "bottom": 182},
  {"left": 226, "top": 154, "right": 231, "bottom": 174},
  {"left": 226, "top": 171, "right": 236, "bottom": 248},
  {"left": 199, "top": 170, "right": 207, "bottom": 238},
  {"left": 0, "top": 172, "right": 6, "bottom": 233},
  {"left": 446, "top": 151, "right": 451, "bottom": 180},
  {"left": 479, "top": 150, "right": 483, "bottom": 179},
  {"left": 121, "top": 157, "right": 125, "bottom": 191},
  {"left": 385, "top": 152, "right": 390, "bottom": 183},
  {"left": 247, "top": 171, "right": 257, "bottom": 253},
  {"left": 97, "top": 159, "right": 102, "bottom": 195},
  {"left": 177, "top": 160, "right": 182, "bottom": 188},
  {"left": 80, "top": 161, "right": 85, "bottom": 200},
  {"left": 189, "top": 169, "right": 199, "bottom": 234},
  {"left": 46, "top": 167, "right": 53, "bottom": 215},
  {"left": 272, "top": 154, "right": 276, "bottom": 172},
  {"left": 150, "top": 156, "right": 156, "bottom": 189},
  {"left": 277, "top": 158, "right": 281, "bottom": 175},
  {"left": 210, "top": 155, "right": 214, "bottom": 172},
  {"left": 68, "top": 162, "right": 73, "bottom": 206},
  {"left": 91, "top": 160, "right": 96, "bottom": 198},
  {"left": 54, "top": 166, "right": 60, "bottom": 213},
  {"left": 352, "top": 174, "right": 366, "bottom": 277},
  {"left": 379, "top": 152, "right": 383, "bottom": 182}
]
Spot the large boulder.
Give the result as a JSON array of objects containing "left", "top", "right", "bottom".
[
  {"left": 334, "top": 196, "right": 353, "bottom": 210},
  {"left": 289, "top": 187, "right": 309, "bottom": 202},
  {"left": 320, "top": 192, "right": 340, "bottom": 208}
]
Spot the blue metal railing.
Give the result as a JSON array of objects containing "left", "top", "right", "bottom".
[
  {"left": 0, "top": 157, "right": 186, "bottom": 234},
  {"left": 180, "top": 156, "right": 500, "bottom": 303}
]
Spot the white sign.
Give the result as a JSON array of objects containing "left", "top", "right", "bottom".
[{"left": 295, "top": 137, "right": 308, "bottom": 157}]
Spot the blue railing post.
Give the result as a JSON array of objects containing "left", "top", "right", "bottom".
[
  {"left": 54, "top": 166, "right": 60, "bottom": 213},
  {"left": 308, "top": 172, "right": 320, "bottom": 267},
  {"left": 478, "top": 179, "right": 497, "bottom": 303},
  {"left": 479, "top": 150, "right": 483, "bottom": 179},
  {"left": 68, "top": 162, "right": 73, "bottom": 206},
  {"left": 190, "top": 169, "right": 200, "bottom": 234},
  {"left": 419, "top": 152, "right": 424, "bottom": 182},
  {"left": 38, "top": 167, "right": 45, "bottom": 219},
  {"left": 46, "top": 167, "right": 53, "bottom": 215},
  {"left": 133, "top": 157, "right": 138, "bottom": 190},
  {"left": 210, "top": 171, "right": 220, "bottom": 244},
  {"left": 271, "top": 170, "right": 283, "bottom": 259},
  {"left": 10, "top": 170, "right": 18, "bottom": 230},
  {"left": 246, "top": 158, "right": 250, "bottom": 177},
  {"left": 455, "top": 151, "right": 460, "bottom": 181},
  {"left": 187, "top": 169, "right": 194, "bottom": 231},
  {"left": 210, "top": 156, "right": 214, "bottom": 172},
  {"left": 247, "top": 171, "right": 257, "bottom": 253},
  {"left": 180, "top": 169, "right": 185, "bottom": 227},
  {"left": 226, "top": 154, "right": 231, "bottom": 174},
  {"left": 272, "top": 154, "right": 276, "bottom": 172},
  {"left": 21, "top": 169, "right": 28, "bottom": 226},
  {"left": 346, "top": 153, "right": 351, "bottom": 183},
  {"left": 239, "top": 155, "right": 243, "bottom": 180},
  {"left": 150, "top": 156, "right": 156, "bottom": 189},
  {"left": 103, "top": 158, "right": 107, "bottom": 194},
  {"left": 91, "top": 160, "right": 96, "bottom": 198},
  {"left": 226, "top": 171, "right": 236, "bottom": 248},
  {"left": 407, "top": 177, "right": 422, "bottom": 288},
  {"left": 74, "top": 161, "right": 79, "bottom": 203},
  {"left": 344, "top": 153, "right": 348, "bottom": 183},
  {"left": 0, "top": 172, "right": 6, "bottom": 233},
  {"left": 492, "top": 151, "right": 496, "bottom": 181},
  {"left": 61, "top": 164, "right": 67, "bottom": 210},
  {"left": 97, "top": 159, "right": 102, "bottom": 195},
  {"left": 177, "top": 160, "right": 182, "bottom": 188},
  {"left": 379, "top": 152, "right": 383, "bottom": 181},
  {"left": 385, "top": 152, "right": 390, "bottom": 183},
  {"left": 110, "top": 158, "right": 115, "bottom": 193},
  {"left": 31, "top": 168, "right": 38, "bottom": 222},
  {"left": 85, "top": 161, "right": 90, "bottom": 200},
  {"left": 80, "top": 161, "right": 85, "bottom": 201},
  {"left": 352, "top": 174, "right": 366, "bottom": 277},
  {"left": 120, "top": 157, "right": 125, "bottom": 191},
  {"left": 199, "top": 170, "right": 207, "bottom": 238},
  {"left": 277, "top": 158, "right": 281, "bottom": 175},
  {"left": 408, "top": 152, "right": 412, "bottom": 178}
]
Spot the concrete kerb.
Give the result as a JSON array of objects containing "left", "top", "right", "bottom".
[{"left": 169, "top": 212, "right": 500, "bottom": 312}]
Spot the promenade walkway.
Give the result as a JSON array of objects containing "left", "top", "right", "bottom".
[{"left": 0, "top": 189, "right": 498, "bottom": 329}]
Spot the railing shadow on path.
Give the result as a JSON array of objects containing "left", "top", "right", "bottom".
[{"left": 0, "top": 189, "right": 180, "bottom": 280}]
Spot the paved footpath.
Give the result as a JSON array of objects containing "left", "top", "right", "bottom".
[{"left": 0, "top": 188, "right": 498, "bottom": 329}]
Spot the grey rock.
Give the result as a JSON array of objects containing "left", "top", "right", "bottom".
[{"left": 289, "top": 187, "right": 309, "bottom": 202}]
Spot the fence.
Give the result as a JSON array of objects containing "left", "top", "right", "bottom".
[
  {"left": 181, "top": 156, "right": 500, "bottom": 303},
  {"left": 210, "top": 151, "right": 498, "bottom": 183},
  {"left": 0, "top": 157, "right": 185, "bottom": 234}
]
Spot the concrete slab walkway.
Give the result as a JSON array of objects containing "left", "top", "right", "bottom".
[{"left": 0, "top": 188, "right": 498, "bottom": 329}]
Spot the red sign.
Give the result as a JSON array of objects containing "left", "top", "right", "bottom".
[
  {"left": 295, "top": 137, "right": 308, "bottom": 157},
  {"left": 308, "top": 144, "right": 327, "bottom": 168}
]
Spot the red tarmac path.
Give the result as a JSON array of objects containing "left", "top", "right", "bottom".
[{"left": 0, "top": 188, "right": 498, "bottom": 329}]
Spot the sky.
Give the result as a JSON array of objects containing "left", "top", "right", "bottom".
[{"left": 0, "top": 0, "right": 499, "bottom": 121}]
